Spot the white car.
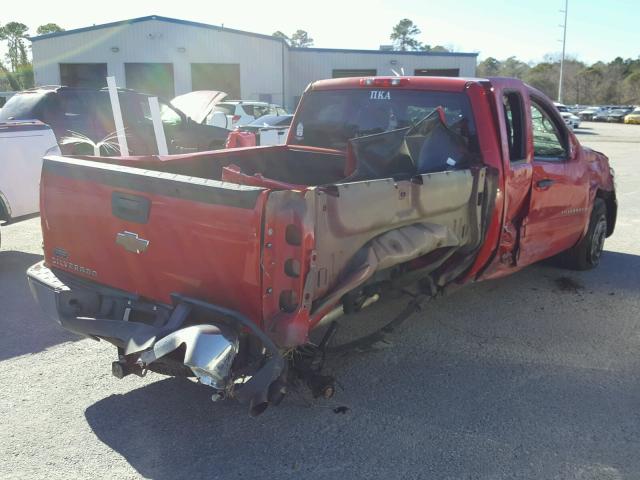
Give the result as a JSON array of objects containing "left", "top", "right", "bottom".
[
  {"left": 554, "top": 102, "right": 581, "bottom": 129},
  {"left": 171, "top": 91, "right": 288, "bottom": 130},
  {"left": 209, "top": 101, "right": 288, "bottom": 128},
  {"left": 0, "top": 120, "right": 60, "bottom": 246}
]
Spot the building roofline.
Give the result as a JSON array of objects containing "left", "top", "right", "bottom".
[
  {"left": 29, "top": 15, "right": 286, "bottom": 43},
  {"left": 29, "top": 15, "right": 479, "bottom": 59},
  {"left": 289, "top": 47, "right": 478, "bottom": 57}
]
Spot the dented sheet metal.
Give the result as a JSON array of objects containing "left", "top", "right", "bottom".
[
  {"left": 310, "top": 168, "right": 484, "bottom": 301},
  {"left": 312, "top": 222, "right": 461, "bottom": 314}
]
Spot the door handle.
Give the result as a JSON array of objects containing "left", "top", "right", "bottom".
[{"left": 536, "top": 179, "right": 555, "bottom": 189}]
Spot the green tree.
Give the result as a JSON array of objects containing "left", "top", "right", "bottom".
[
  {"left": 623, "top": 71, "right": 640, "bottom": 103},
  {"left": 290, "top": 30, "right": 313, "bottom": 48},
  {"left": 390, "top": 19, "right": 422, "bottom": 51},
  {"left": 500, "top": 56, "right": 530, "bottom": 79},
  {"left": 0, "top": 22, "right": 30, "bottom": 72},
  {"left": 476, "top": 57, "right": 501, "bottom": 77},
  {"left": 36, "top": 23, "right": 64, "bottom": 35},
  {"left": 271, "top": 31, "right": 289, "bottom": 44}
]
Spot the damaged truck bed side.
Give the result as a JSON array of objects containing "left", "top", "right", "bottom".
[{"left": 28, "top": 76, "right": 616, "bottom": 415}]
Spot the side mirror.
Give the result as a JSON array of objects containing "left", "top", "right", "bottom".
[{"left": 208, "top": 111, "right": 228, "bottom": 129}]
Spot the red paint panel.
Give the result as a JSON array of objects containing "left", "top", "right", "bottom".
[{"left": 41, "top": 172, "right": 268, "bottom": 323}]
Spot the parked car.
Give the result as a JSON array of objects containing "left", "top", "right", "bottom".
[
  {"left": 578, "top": 106, "right": 606, "bottom": 121},
  {"left": 0, "top": 86, "right": 230, "bottom": 155},
  {"left": 624, "top": 108, "right": 640, "bottom": 124},
  {"left": 606, "top": 107, "right": 634, "bottom": 123},
  {"left": 554, "top": 102, "right": 581, "bottom": 129},
  {"left": 0, "top": 120, "right": 60, "bottom": 246},
  {"left": 209, "top": 100, "right": 288, "bottom": 128},
  {"left": 28, "top": 76, "right": 616, "bottom": 416},
  {"left": 225, "top": 114, "right": 293, "bottom": 148},
  {"left": 170, "top": 91, "right": 289, "bottom": 130}
]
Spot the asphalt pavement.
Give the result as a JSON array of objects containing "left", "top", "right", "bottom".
[{"left": 0, "top": 121, "right": 639, "bottom": 479}]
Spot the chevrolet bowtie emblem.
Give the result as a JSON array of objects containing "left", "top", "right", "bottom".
[{"left": 116, "top": 231, "right": 149, "bottom": 254}]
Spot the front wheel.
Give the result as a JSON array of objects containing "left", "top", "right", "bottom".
[{"left": 559, "top": 199, "right": 607, "bottom": 270}]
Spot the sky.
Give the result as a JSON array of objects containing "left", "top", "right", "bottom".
[{"left": 1, "top": 0, "right": 638, "bottom": 64}]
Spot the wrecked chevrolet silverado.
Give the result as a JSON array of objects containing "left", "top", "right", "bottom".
[{"left": 27, "top": 77, "right": 616, "bottom": 415}]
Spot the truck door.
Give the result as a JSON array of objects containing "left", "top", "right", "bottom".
[
  {"left": 476, "top": 80, "right": 533, "bottom": 279},
  {"left": 516, "top": 95, "right": 590, "bottom": 265}
]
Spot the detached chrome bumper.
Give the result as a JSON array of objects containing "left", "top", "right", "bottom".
[{"left": 27, "top": 261, "right": 285, "bottom": 410}]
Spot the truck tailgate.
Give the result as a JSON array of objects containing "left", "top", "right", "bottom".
[{"left": 40, "top": 156, "right": 267, "bottom": 323}]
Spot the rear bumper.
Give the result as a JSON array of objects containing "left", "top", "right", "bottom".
[
  {"left": 27, "top": 261, "right": 280, "bottom": 353},
  {"left": 27, "top": 261, "right": 285, "bottom": 408},
  {"left": 27, "top": 261, "right": 165, "bottom": 351}
]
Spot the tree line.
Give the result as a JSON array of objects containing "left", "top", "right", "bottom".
[{"left": 477, "top": 55, "right": 640, "bottom": 105}]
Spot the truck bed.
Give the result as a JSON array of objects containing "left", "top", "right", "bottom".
[{"left": 40, "top": 141, "right": 492, "bottom": 345}]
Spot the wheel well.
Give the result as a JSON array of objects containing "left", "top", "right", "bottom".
[{"left": 596, "top": 189, "right": 617, "bottom": 237}]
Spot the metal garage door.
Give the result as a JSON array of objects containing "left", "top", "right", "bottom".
[
  {"left": 125, "top": 63, "right": 175, "bottom": 99},
  {"left": 191, "top": 63, "right": 241, "bottom": 98},
  {"left": 59, "top": 63, "right": 107, "bottom": 88}
]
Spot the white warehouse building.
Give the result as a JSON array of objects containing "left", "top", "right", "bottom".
[{"left": 31, "top": 15, "right": 478, "bottom": 109}]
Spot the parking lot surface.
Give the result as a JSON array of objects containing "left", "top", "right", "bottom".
[{"left": 1, "top": 122, "right": 639, "bottom": 479}]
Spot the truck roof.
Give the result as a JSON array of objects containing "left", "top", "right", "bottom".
[{"left": 309, "top": 76, "right": 489, "bottom": 93}]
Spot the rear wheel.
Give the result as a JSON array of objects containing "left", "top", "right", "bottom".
[{"left": 559, "top": 199, "right": 607, "bottom": 270}]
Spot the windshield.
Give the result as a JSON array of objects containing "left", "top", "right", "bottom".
[
  {"left": 289, "top": 89, "right": 476, "bottom": 151},
  {"left": 556, "top": 105, "right": 569, "bottom": 112},
  {"left": 0, "top": 92, "right": 46, "bottom": 121}
]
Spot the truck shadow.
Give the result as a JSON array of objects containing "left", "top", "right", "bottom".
[
  {"left": 0, "top": 251, "right": 79, "bottom": 361},
  {"left": 84, "top": 356, "right": 640, "bottom": 479},
  {"left": 83, "top": 249, "right": 640, "bottom": 479}
]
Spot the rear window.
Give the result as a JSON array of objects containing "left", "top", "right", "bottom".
[
  {"left": 0, "top": 92, "right": 47, "bottom": 121},
  {"left": 290, "top": 89, "right": 477, "bottom": 151},
  {"left": 213, "top": 104, "right": 235, "bottom": 116}
]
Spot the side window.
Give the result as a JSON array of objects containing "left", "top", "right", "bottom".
[
  {"left": 530, "top": 101, "right": 567, "bottom": 160},
  {"left": 160, "top": 103, "right": 182, "bottom": 126},
  {"left": 241, "top": 105, "right": 255, "bottom": 117},
  {"left": 503, "top": 92, "right": 526, "bottom": 162}
]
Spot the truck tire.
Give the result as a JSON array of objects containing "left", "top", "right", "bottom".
[{"left": 559, "top": 198, "right": 607, "bottom": 270}]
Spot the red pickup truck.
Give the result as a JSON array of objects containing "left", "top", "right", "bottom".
[{"left": 28, "top": 77, "right": 616, "bottom": 415}]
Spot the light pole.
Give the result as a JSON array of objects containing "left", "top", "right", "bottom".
[{"left": 558, "top": 0, "right": 569, "bottom": 103}]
